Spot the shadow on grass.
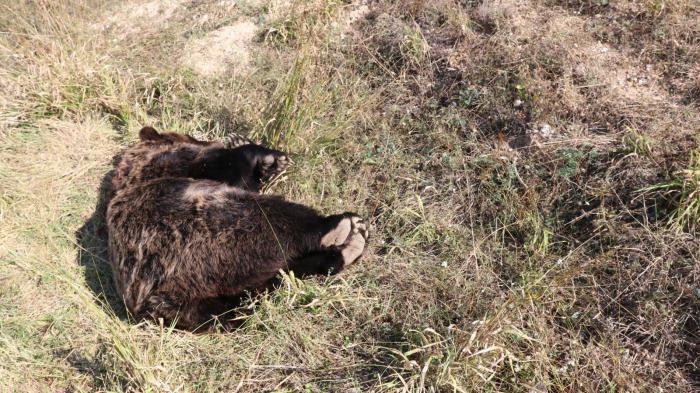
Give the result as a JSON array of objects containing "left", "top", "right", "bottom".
[{"left": 75, "top": 162, "right": 128, "bottom": 321}]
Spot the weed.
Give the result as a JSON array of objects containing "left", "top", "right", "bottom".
[
  {"left": 256, "top": 56, "right": 307, "bottom": 146},
  {"left": 456, "top": 88, "right": 482, "bottom": 109},
  {"left": 557, "top": 148, "right": 585, "bottom": 179},
  {"left": 621, "top": 126, "right": 655, "bottom": 156},
  {"left": 642, "top": 150, "right": 700, "bottom": 232},
  {"left": 523, "top": 211, "right": 553, "bottom": 255}
]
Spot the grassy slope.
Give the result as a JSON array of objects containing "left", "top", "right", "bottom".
[{"left": 1, "top": 0, "right": 699, "bottom": 391}]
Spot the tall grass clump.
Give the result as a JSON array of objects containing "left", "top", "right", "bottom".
[{"left": 643, "top": 150, "right": 700, "bottom": 232}]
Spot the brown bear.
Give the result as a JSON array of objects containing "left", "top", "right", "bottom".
[{"left": 106, "top": 127, "right": 368, "bottom": 331}]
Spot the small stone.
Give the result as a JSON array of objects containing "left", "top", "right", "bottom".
[{"left": 539, "top": 123, "right": 553, "bottom": 137}]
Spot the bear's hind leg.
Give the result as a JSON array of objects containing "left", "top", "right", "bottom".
[
  {"left": 290, "top": 213, "right": 368, "bottom": 276},
  {"left": 288, "top": 251, "right": 345, "bottom": 276}
]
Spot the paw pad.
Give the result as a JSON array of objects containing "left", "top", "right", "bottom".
[
  {"left": 321, "top": 215, "right": 368, "bottom": 266},
  {"left": 260, "top": 153, "right": 291, "bottom": 180},
  {"left": 341, "top": 217, "right": 367, "bottom": 265}
]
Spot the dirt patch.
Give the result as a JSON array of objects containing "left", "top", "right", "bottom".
[
  {"left": 337, "top": 2, "right": 370, "bottom": 39},
  {"left": 181, "top": 20, "right": 258, "bottom": 77},
  {"left": 95, "top": 0, "right": 189, "bottom": 38}
]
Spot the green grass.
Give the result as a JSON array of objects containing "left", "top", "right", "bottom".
[
  {"left": 621, "top": 126, "right": 656, "bottom": 157},
  {"left": 642, "top": 150, "right": 700, "bottom": 232},
  {"left": 1, "top": 0, "right": 700, "bottom": 391}
]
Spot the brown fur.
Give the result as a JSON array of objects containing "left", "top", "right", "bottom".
[{"left": 106, "top": 127, "right": 367, "bottom": 331}]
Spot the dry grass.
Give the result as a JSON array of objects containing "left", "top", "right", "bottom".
[{"left": 1, "top": 0, "right": 699, "bottom": 391}]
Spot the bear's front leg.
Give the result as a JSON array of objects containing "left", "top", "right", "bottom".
[{"left": 191, "top": 144, "right": 290, "bottom": 192}]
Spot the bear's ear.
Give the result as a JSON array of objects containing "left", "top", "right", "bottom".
[{"left": 139, "top": 126, "right": 161, "bottom": 142}]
